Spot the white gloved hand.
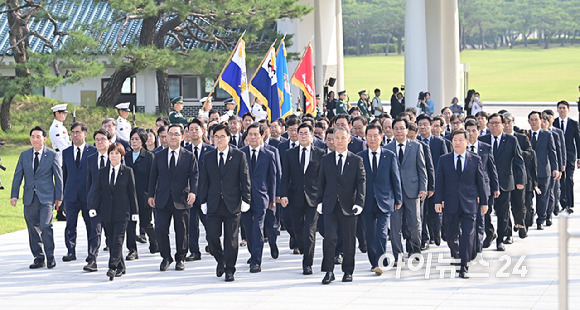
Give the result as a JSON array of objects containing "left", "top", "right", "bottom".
[
  {"left": 201, "top": 203, "right": 208, "bottom": 215},
  {"left": 316, "top": 203, "right": 323, "bottom": 215},
  {"left": 241, "top": 201, "right": 250, "bottom": 212},
  {"left": 131, "top": 214, "right": 139, "bottom": 222},
  {"left": 352, "top": 205, "right": 363, "bottom": 216},
  {"left": 89, "top": 209, "right": 97, "bottom": 218}
]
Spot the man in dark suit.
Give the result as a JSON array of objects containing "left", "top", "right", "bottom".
[
  {"left": 148, "top": 124, "right": 198, "bottom": 272},
  {"left": 152, "top": 126, "right": 169, "bottom": 154},
  {"left": 475, "top": 111, "right": 490, "bottom": 136},
  {"left": 317, "top": 127, "right": 365, "bottom": 284},
  {"left": 11, "top": 126, "right": 63, "bottom": 269},
  {"left": 528, "top": 111, "right": 558, "bottom": 230},
  {"left": 268, "top": 119, "right": 288, "bottom": 148},
  {"left": 357, "top": 124, "right": 402, "bottom": 275},
  {"left": 280, "top": 123, "right": 324, "bottom": 275},
  {"left": 240, "top": 123, "right": 276, "bottom": 273},
  {"left": 479, "top": 113, "right": 525, "bottom": 251},
  {"left": 435, "top": 129, "right": 488, "bottom": 279},
  {"left": 542, "top": 111, "right": 565, "bottom": 223},
  {"left": 199, "top": 124, "right": 251, "bottom": 282},
  {"left": 554, "top": 100, "right": 580, "bottom": 213},
  {"left": 184, "top": 119, "right": 215, "bottom": 261},
  {"left": 62, "top": 122, "right": 97, "bottom": 263},
  {"left": 386, "top": 118, "right": 427, "bottom": 260},
  {"left": 228, "top": 115, "right": 245, "bottom": 148},
  {"left": 85, "top": 129, "right": 111, "bottom": 271},
  {"left": 465, "top": 120, "right": 499, "bottom": 254},
  {"left": 102, "top": 118, "right": 131, "bottom": 153},
  {"left": 277, "top": 118, "right": 302, "bottom": 253}
]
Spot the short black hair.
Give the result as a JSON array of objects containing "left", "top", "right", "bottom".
[
  {"left": 213, "top": 123, "right": 231, "bottom": 137},
  {"left": 156, "top": 117, "right": 170, "bottom": 126},
  {"left": 374, "top": 88, "right": 380, "bottom": 94},
  {"left": 557, "top": 100, "right": 570, "bottom": 109},
  {"left": 543, "top": 109, "right": 555, "bottom": 117},
  {"left": 408, "top": 123, "right": 417, "bottom": 132},
  {"left": 334, "top": 114, "right": 351, "bottom": 124},
  {"left": 298, "top": 123, "right": 313, "bottom": 134},
  {"left": 365, "top": 123, "right": 383, "bottom": 135},
  {"left": 30, "top": 126, "right": 47, "bottom": 137},
  {"left": 157, "top": 125, "right": 167, "bottom": 135},
  {"left": 326, "top": 127, "right": 335, "bottom": 136},
  {"left": 168, "top": 124, "right": 184, "bottom": 135},
  {"left": 302, "top": 117, "right": 315, "bottom": 126},
  {"left": 246, "top": 123, "right": 265, "bottom": 135},
  {"left": 242, "top": 112, "right": 255, "bottom": 121},
  {"left": 464, "top": 120, "right": 478, "bottom": 128},
  {"left": 94, "top": 128, "right": 112, "bottom": 140},
  {"left": 528, "top": 111, "right": 542, "bottom": 119},
  {"left": 258, "top": 119, "right": 270, "bottom": 127},
  {"left": 286, "top": 118, "right": 302, "bottom": 128},
  {"left": 440, "top": 107, "right": 451, "bottom": 114},
  {"left": 393, "top": 117, "right": 409, "bottom": 129},
  {"left": 450, "top": 129, "right": 468, "bottom": 140},
  {"left": 433, "top": 116, "right": 445, "bottom": 127},
  {"left": 71, "top": 122, "right": 88, "bottom": 132},
  {"left": 487, "top": 113, "right": 504, "bottom": 123},
  {"left": 351, "top": 115, "right": 368, "bottom": 126},
  {"left": 188, "top": 118, "right": 204, "bottom": 129},
  {"left": 208, "top": 109, "right": 220, "bottom": 118},
  {"left": 450, "top": 114, "right": 465, "bottom": 123},
  {"left": 130, "top": 127, "right": 148, "bottom": 147},
  {"left": 475, "top": 111, "right": 488, "bottom": 118},
  {"left": 416, "top": 114, "right": 432, "bottom": 124}
]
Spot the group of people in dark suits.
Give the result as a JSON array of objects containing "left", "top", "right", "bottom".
[{"left": 10, "top": 99, "right": 578, "bottom": 283}]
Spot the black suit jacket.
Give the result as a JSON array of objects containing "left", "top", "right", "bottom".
[
  {"left": 472, "top": 141, "right": 498, "bottom": 195},
  {"left": 530, "top": 129, "right": 557, "bottom": 179},
  {"left": 281, "top": 145, "right": 324, "bottom": 207},
  {"left": 479, "top": 133, "right": 525, "bottom": 191},
  {"left": 199, "top": 146, "right": 251, "bottom": 214},
  {"left": 90, "top": 164, "right": 138, "bottom": 223},
  {"left": 317, "top": 151, "right": 366, "bottom": 215},
  {"left": 148, "top": 147, "right": 198, "bottom": 210},
  {"left": 418, "top": 140, "right": 435, "bottom": 192},
  {"left": 554, "top": 117, "right": 580, "bottom": 163},
  {"left": 125, "top": 149, "right": 154, "bottom": 208}
]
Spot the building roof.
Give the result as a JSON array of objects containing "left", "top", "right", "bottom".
[{"left": 0, "top": 0, "right": 219, "bottom": 56}]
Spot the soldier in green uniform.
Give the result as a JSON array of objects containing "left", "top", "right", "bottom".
[
  {"left": 169, "top": 96, "right": 189, "bottom": 125},
  {"left": 357, "top": 90, "right": 370, "bottom": 119},
  {"left": 336, "top": 90, "right": 348, "bottom": 115}
]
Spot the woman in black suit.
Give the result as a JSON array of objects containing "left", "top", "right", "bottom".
[
  {"left": 90, "top": 143, "right": 138, "bottom": 281},
  {"left": 125, "top": 128, "right": 158, "bottom": 256}
]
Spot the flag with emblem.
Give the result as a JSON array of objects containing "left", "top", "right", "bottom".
[
  {"left": 219, "top": 38, "right": 251, "bottom": 117},
  {"left": 291, "top": 42, "right": 316, "bottom": 116},
  {"left": 276, "top": 39, "right": 292, "bottom": 118},
  {"left": 249, "top": 46, "right": 279, "bottom": 121}
]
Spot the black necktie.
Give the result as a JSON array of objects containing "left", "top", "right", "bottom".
[
  {"left": 301, "top": 147, "right": 306, "bottom": 171},
  {"left": 34, "top": 151, "right": 39, "bottom": 173},
  {"left": 398, "top": 143, "right": 404, "bottom": 164},
  {"left": 386, "top": 138, "right": 391, "bottom": 144},
  {"left": 251, "top": 149, "right": 257, "bottom": 169},
  {"left": 493, "top": 136, "right": 499, "bottom": 156},
  {"left": 470, "top": 145, "right": 475, "bottom": 153},
  {"left": 194, "top": 146, "right": 199, "bottom": 160},
  {"left": 100, "top": 155, "right": 105, "bottom": 170},
  {"left": 232, "top": 135, "right": 237, "bottom": 146},
  {"left": 169, "top": 151, "right": 176, "bottom": 176},
  {"left": 456, "top": 155, "right": 462, "bottom": 176},
  {"left": 291, "top": 142, "right": 296, "bottom": 149},
  {"left": 219, "top": 152, "right": 225, "bottom": 172},
  {"left": 75, "top": 147, "right": 81, "bottom": 168},
  {"left": 561, "top": 120, "right": 564, "bottom": 132},
  {"left": 337, "top": 154, "right": 343, "bottom": 176},
  {"left": 532, "top": 132, "right": 537, "bottom": 149},
  {"left": 110, "top": 167, "right": 115, "bottom": 186},
  {"left": 372, "top": 151, "right": 377, "bottom": 176}
]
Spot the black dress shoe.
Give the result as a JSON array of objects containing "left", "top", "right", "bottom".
[
  {"left": 303, "top": 266, "right": 313, "bottom": 275},
  {"left": 83, "top": 260, "right": 98, "bottom": 272},
  {"left": 518, "top": 226, "right": 528, "bottom": 239},
  {"left": 483, "top": 233, "right": 497, "bottom": 249},
  {"left": 342, "top": 273, "right": 353, "bottom": 282},
  {"left": 458, "top": 270, "right": 469, "bottom": 279},
  {"left": 546, "top": 219, "right": 553, "bottom": 227},
  {"left": 62, "top": 253, "right": 76, "bottom": 262},
  {"left": 359, "top": 246, "right": 367, "bottom": 254},
  {"left": 293, "top": 248, "right": 301, "bottom": 255},
  {"left": 175, "top": 261, "right": 185, "bottom": 271},
  {"left": 47, "top": 257, "right": 56, "bottom": 269},
  {"left": 247, "top": 258, "right": 251, "bottom": 264},
  {"left": 115, "top": 269, "right": 126, "bottom": 277},
  {"left": 149, "top": 245, "right": 159, "bottom": 254},
  {"left": 185, "top": 253, "right": 201, "bottom": 261},
  {"left": 160, "top": 258, "right": 174, "bottom": 271},
  {"left": 107, "top": 269, "right": 116, "bottom": 281},
  {"left": 497, "top": 242, "right": 506, "bottom": 251},
  {"left": 135, "top": 234, "right": 147, "bottom": 244},
  {"left": 205, "top": 245, "right": 211, "bottom": 253},
  {"left": 225, "top": 271, "right": 235, "bottom": 282},
  {"left": 126, "top": 250, "right": 139, "bottom": 261},
  {"left": 434, "top": 237, "right": 441, "bottom": 246},
  {"left": 216, "top": 266, "right": 224, "bottom": 277},
  {"left": 334, "top": 254, "right": 343, "bottom": 265},
  {"left": 250, "top": 264, "right": 261, "bottom": 273},
  {"left": 421, "top": 243, "right": 430, "bottom": 251},
  {"left": 103, "top": 246, "right": 109, "bottom": 252},
  {"left": 29, "top": 259, "right": 45, "bottom": 269},
  {"left": 568, "top": 208, "right": 574, "bottom": 214},
  {"left": 504, "top": 236, "right": 514, "bottom": 244},
  {"left": 322, "top": 272, "right": 335, "bottom": 284},
  {"left": 537, "top": 223, "right": 544, "bottom": 230},
  {"left": 240, "top": 240, "right": 247, "bottom": 247},
  {"left": 271, "top": 244, "right": 279, "bottom": 259}
]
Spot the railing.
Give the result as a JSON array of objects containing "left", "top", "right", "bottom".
[{"left": 559, "top": 214, "right": 580, "bottom": 310}]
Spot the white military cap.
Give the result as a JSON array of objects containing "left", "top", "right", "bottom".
[
  {"left": 115, "top": 102, "right": 131, "bottom": 111},
  {"left": 51, "top": 104, "right": 68, "bottom": 113}
]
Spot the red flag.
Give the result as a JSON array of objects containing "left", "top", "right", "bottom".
[{"left": 291, "top": 43, "right": 316, "bottom": 115}]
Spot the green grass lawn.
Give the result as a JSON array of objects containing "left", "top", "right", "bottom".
[
  {"left": 344, "top": 46, "right": 580, "bottom": 102},
  {"left": 0, "top": 145, "right": 33, "bottom": 234}
]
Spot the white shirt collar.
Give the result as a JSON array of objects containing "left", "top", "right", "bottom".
[
  {"left": 336, "top": 150, "right": 348, "bottom": 160},
  {"left": 250, "top": 145, "right": 261, "bottom": 153},
  {"left": 217, "top": 146, "right": 229, "bottom": 160},
  {"left": 192, "top": 141, "right": 203, "bottom": 151},
  {"left": 369, "top": 147, "right": 381, "bottom": 156}
]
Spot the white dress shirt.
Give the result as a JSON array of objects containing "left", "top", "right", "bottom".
[
  {"left": 168, "top": 146, "right": 180, "bottom": 168},
  {"left": 299, "top": 145, "right": 311, "bottom": 173},
  {"left": 109, "top": 163, "right": 121, "bottom": 185},
  {"left": 454, "top": 151, "right": 466, "bottom": 171},
  {"left": 368, "top": 147, "right": 381, "bottom": 172},
  {"left": 335, "top": 150, "right": 348, "bottom": 173}
]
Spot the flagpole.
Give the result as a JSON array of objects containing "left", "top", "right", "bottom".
[
  {"left": 207, "top": 31, "right": 246, "bottom": 100},
  {"left": 248, "top": 45, "right": 275, "bottom": 86},
  {"left": 275, "top": 34, "right": 286, "bottom": 54}
]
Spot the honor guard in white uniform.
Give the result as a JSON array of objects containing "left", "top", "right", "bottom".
[
  {"left": 198, "top": 96, "right": 212, "bottom": 119},
  {"left": 252, "top": 99, "right": 268, "bottom": 121},
  {"left": 221, "top": 98, "right": 237, "bottom": 123},
  {"left": 49, "top": 104, "right": 71, "bottom": 155},
  {"left": 115, "top": 102, "right": 132, "bottom": 141}
]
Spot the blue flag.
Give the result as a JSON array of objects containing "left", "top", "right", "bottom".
[
  {"left": 276, "top": 40, "right": 292, "bottom": 119},
  {"left": 250, "top": 47, "right": 279, "bottom": 121},
  {"left": 219, "top": 39, "right": 251, "bottom": 117}
]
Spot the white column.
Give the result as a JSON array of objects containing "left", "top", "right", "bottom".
[
  {"left": 425, "top": 0, "right": 445, "bottom": 114},
  {"left": 404, "top": 0, "right": 428, "bottom": 112},
  {"left": 314, "top": 0, "right": 324, "bottom": 107},
  {"left": 336, "top": 0, "right": 345, "bottom": 92},
  {"left": 441, "top": 0, "right": 461, "bottom": 106}
]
